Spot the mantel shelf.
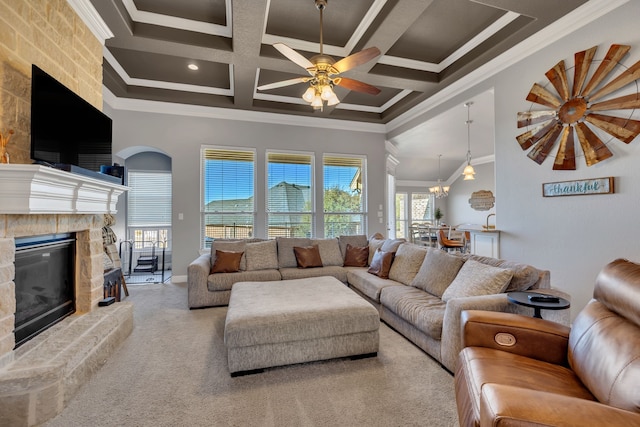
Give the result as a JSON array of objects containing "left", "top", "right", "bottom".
[{"left": 0, "top": 164, "right": 127, "bottom": 214}]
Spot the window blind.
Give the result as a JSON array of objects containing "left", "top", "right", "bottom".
[
  {"left": 267, "top": 151, "right": 313, "bottom": 238},
  {"left": 127, "top": 170, "right": 172, "bottom": 227}
]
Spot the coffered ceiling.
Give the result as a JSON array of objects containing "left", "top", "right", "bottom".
[{"left": 92, "top": 0, "right": 588, "bottom": 126}]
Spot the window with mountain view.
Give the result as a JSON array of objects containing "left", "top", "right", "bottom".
[
  {"left": 267, "top": 151, "right": 314, "bottom": 238},
  {"left": 201, "top": 147, "right": 255, "bottom": 248},
  {"left": 323, "top": 155, "right": 366, "bottom": 238}
]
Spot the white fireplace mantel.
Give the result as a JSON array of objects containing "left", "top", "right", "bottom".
[{"left": 0, "top": 164, "right": 127, "bottom": 214}]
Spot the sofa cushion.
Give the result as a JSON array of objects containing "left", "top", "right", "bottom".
[
  {"left": 245, "top": 240, "right": 278, "bottom": 271},
  {"left": 211, "top": 240, "right": 247, "bottom": 270},
  {"left": 442, "top": 259, "right": 513, "bottom": 302},
  {"left": 381, "top": 238, "right": 406, "bottom": 253},
  {"left": 343, "top": 244, "right": 369, "bottom": 267},
  {"left": 279, "top": 265, "right": 347, "bottom": 283},
  {"left": 347, "top": 269, "right": 404, "bottom": 303},
  {"left": 462, "top": 254, "right": 540, "bottom": 292},
  {"left": 388, "top": 243, "right": 428, "bottom": 286},
  {"left": 411, "top": 248, "right": 465, "bottom": 297},
  {"left": 368, "top": 249, "right": 394, "bottom": 279},
  {"left": 380, "top": 286, "right": 446, "bottom": 340},
  {"left": 294, "top": 245, "right": 323, "bottom": 268},
  {"left": 207, "top": 269, "right": 282, "bottom": 292},
  {"left": 338, "top": 235, "right": 369, "bottom": 261},
  {"left": 277, "top": 237, "right": 312, "bottom": 268},
  {"left": 211, "top": 250, "right": 244, "bottom": 273},
  {"left": 310, "top": 238, "right": 343, "bottom": 266}
]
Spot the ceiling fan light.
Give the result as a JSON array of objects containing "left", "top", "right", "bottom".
[
  {"left": 327, "top": 92, "right": 340, "bottom": 106},
  {"left": 463, "top": 164, "right": 476, "bottom": 180},
  {"left": 302, "top": 86, "right": 316, "bottom": 103},
  {"left": 311, "top": 94, "right": 323, "bottom": 108},
  {"left": 320, "top": 84, "right": 334, "bottom": 100}
]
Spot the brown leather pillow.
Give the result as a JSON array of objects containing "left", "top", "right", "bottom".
[
  {"left": 343, "top": 244, "right": 369, "bottom": 267},
  {"left": 367, "top": 248, "right": 394, "bottom": 279},
  {"left": 293, "top": 245, "right": 323, "bottom": 268},
  {"left": 210, "top": 250, "right": 244, "bottom": 273}
]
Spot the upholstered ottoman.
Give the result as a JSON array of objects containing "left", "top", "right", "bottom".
[{"left": 224, "top": 276, "right": 380, "bottom": 376}]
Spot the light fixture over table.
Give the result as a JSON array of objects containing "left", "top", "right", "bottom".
[
  {"left": 257, "top": 0, "right": 381, "bottom": 110},
  {"left": 430, "top": 155, "right": 450, "bottom": 199},
  {"left": 462, "top": 101, "right": 476, "bottom": 180}
]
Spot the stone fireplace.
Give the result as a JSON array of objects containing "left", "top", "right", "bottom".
[{"left": 0, "top": 164, "right": 133, "bottom": 426}]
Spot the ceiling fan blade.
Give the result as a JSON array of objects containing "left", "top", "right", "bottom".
[
  {"left": 273, "top": 43, "right": 314, "bottom": 71},
  {"left": 545, "top": 60, "right": 569, "bottom": 101},
  {"left": 553, "top": 126, "right": 576, "bottom": 170},
  {"left": 575, "top": 122, "right": 613, "bottom": 166},
  {"left": 335, "top": 77, "right": 381, "bottom": 95},
  {"left": 257, "top": 77, "right": 308, "bottom": 91},
  {"left": 332, "top": 47, "right": 381, "bottom": 74}
]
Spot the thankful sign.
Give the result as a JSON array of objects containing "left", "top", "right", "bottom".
[{"left": 542, "top": 177, "right": 614, "bottom": 197}]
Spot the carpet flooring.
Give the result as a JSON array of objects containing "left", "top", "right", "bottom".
[{"left": 44, "top": 282, "right": 459, "bottom": 427}]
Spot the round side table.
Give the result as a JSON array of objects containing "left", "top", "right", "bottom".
[{"left": 507, "top": 291, "right": 570, "bottom": 319}]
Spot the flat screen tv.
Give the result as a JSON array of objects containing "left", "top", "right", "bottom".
[{"left": 30, "top": 64, "right": 112, "bottom": 172}]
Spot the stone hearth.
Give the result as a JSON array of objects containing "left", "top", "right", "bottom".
[{"left": 0, "top": 164, "right": 132, "bottom": 426}]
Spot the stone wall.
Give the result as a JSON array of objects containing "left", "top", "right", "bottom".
[{"left": 0, "top": 0, "right": 103, "bottom": 164}]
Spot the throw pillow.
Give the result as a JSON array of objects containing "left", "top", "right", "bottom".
[
  {"left": 343, "top": 244, "right": 369, "bottom": 267},
  {"left": 368, "top": 236, "right": 386, "bottom": 265},
  {"left": 211, "top": 240, "right": 247, "bottom": 270},
  {"left": 367, "top": 248, "right": 394, "bottom": 279},
  {"left": 462, "top": 254, "right": 539, "bottom": 292},
  {"left": 211, "top": 250, "right": 244, "bottom": 273},
  {"left": 410, "top": 248, "right": 465, "bottom": 297},
  {"left": 277, "top": 237, "right": 312, "bottom": 268},
  {"left": 441, "top": 259, "right": 514, "bottom": 302},
  {"left": 293, "top": 245, "right": 323, "bottom": 268},
  {"left": 245, "top": 240, "right": 278, "bottom": 271},
  {"left": 388, "top": 243, "right": 428, "bottom": 285},
  {"left": 338, "top": 235, "right": 369, "bottom": 261},
  {"left": 310, "top": 238, "right": 343, "bottom": 266}
]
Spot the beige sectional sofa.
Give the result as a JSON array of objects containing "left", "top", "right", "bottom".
[{"left": 187, "top": 234, "right": 569, "bottom": 372}]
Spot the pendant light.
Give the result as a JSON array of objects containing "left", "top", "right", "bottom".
[
  {"left": 462, "top": 101, "right": 476, "bottom": 180},
  {"left": 429, "top": 155, "right": 450, "bottom": 198}
]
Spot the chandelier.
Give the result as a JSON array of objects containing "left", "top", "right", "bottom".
[
  {"left": 429, "top": 155, "right": 450, "bottom": 198},
  {"left": 462, "top": 101, "right": 476, "bottom": 180}
]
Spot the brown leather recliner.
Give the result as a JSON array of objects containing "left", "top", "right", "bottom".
[{"left": 454, "top": 258, "right": 640, "bottom": 426}]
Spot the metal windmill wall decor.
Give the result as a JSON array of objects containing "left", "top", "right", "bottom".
[{"left": 517, "top": 43, "right": 640, "bottom": 170}]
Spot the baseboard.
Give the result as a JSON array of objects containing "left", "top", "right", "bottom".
[{"left": 171, "top": 275, "right": 187, "bottom": 283}]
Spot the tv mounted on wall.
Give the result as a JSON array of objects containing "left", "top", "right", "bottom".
[{"left": 30, "top": 64, "right": 113, "bottom": 173}]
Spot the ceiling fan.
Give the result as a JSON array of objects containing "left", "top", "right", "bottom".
[{"left": 257, "top": 0, "right": 382, "bottom": 110}]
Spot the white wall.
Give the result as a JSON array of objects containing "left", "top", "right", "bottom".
[
  {"left": 490, "top": 2, "right": 640, "bottom": 318},
  {"left": 445, "top": 162, "right": 496, "bottom": 228},
  {"left": 105, "top": 108, "right": 388, "bottom": 277}
]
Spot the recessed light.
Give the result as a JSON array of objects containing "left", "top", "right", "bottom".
[{"left": 188, "top": 63, "right": 199, "bottom": 71}]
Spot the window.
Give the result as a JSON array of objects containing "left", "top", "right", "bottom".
[
  {"left": 267, "top": 151, "right": 314, "bottom": 238},
  {"left": 395, "top": 192, "right": 408, "bottom": 238},
  {"left": 201, "top": 147, "right": 255, "bottom": 248},
  {"left": 323, "top": 155, "right": 366, "bottom": 238},
  {"left": 411, "top": 192, "right": 434, "bottom": 225},
  {"left": 127, "top": 170, "right": 172, "bottom": 250}
]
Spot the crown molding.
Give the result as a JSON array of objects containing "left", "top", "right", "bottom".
[{"left": 66, "top": 0, "right": 114, "bottom": 44}]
